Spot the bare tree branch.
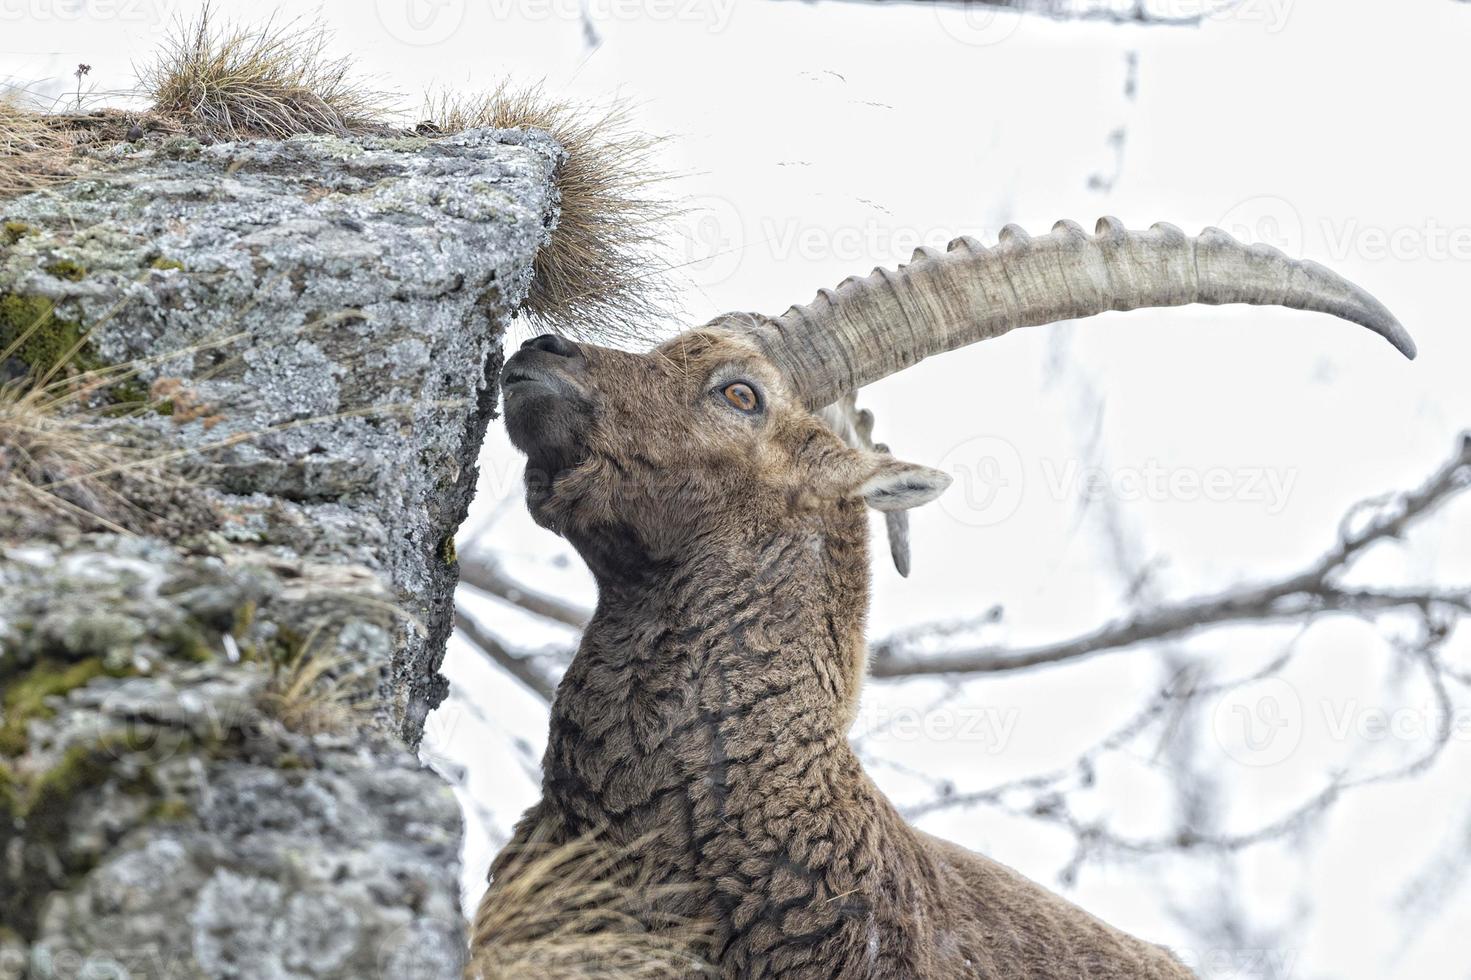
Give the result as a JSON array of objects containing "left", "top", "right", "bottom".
[
  {"left": 458, "top": 555, "right": 592, "bottom": 629},
  {"left": 454, "top": 609, "right": 559, "bottom": 703},
  {"left": 903, "top": 619, "right": 1461, "bottom": 857},
  {"left": 767, "top": 0, "right": 1233, "bottom": 27},
  {"left": 872, "top": 434, "right": 1471, "bottom": 678}
]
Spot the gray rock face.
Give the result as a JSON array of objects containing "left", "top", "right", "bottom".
[{"left": 0, "top": 129, "right": 557, "bottom": 975}]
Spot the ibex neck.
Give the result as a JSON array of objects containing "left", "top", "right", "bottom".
[
  {"left": 535, "top": 514, "right": 941, "bottom": 970},
  {"left": 544, "top": 514, "right": 875, "bottom": 835}
]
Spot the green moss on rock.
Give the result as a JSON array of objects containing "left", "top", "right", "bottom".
[
  {"left": 146, "top": 797, "right": 194, "bottom": 822},
  {"left": 25, "top": 741, "right": 117, "bottom": 824},
  {"left": 0, "top": 733, "right": 155, "bottom": 937},
  {"left": 231, "top": 600, "right": 258, "bottom": 647},
  {"left": 149, "top": 256, "right": 185, "bottom": 272},
  {"left": 110, "top": 377, "right": 148, "bottom": 403},
  {"left": 43, "top": 259, "right": 87, "bottom": 282},
  {"left": 0, "top": 658, "right": 114, "bottom": 756},
  {"left": 0, "top": 292, "right": 101, "bottom": 377},
  {"left": 2, "top": 221, "right": 34, "bottom": 246},
  {"left": 162, "top": 620, "right": 215, "bottom": 664},
  {"left": 0, "top": 762, "right": 16, "bottom": 820}
]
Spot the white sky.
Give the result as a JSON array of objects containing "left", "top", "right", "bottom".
[{"left": 8, "top": 2, "right": 1470, "bottom": 976}]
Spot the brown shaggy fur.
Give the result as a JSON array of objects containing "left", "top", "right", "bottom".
[
  {"left": 422, "top": 83, "right": 675, "bottom": 344},
  {"left": 479, "top": 330, "right": 1193, "bottom": 978}
]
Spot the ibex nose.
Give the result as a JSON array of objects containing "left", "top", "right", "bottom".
[{"left": 522, "top": 334, "right": 581, "bottom": 359}]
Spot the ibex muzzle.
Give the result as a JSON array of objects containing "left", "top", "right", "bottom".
[{"left": 481, "top": 218, "right": 1412, "bottom": 979}]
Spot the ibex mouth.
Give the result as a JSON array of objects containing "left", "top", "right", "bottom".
[
  {"left": 501, "top": 349, "right": 593, "bottom": 520},
  {"left": 501, "top": 346, "right": 585, "bottom": 399},
  {"left": 501, "top": 365, "right": 564, "bottom": 397},
  {"left": 500, "top": 367, "right": 539, "bottom": 389}
]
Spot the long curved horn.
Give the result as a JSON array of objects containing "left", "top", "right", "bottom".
[{"left": 714, "top": 218, "right": 1416, "bottom": 409}]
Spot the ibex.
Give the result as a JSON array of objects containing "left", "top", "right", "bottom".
[{"left": 473, "top": 219, "right": 1414, "bottom": 978}]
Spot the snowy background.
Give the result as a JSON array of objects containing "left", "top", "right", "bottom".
[{"left": 8, "top": 1, "right": 1470, "bottom": 976}]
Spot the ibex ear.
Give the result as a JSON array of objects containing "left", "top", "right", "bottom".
[{"left": 856, "top": 455, "right": 952, "bottom": 513}]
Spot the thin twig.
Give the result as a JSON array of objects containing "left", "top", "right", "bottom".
[
  {"left": 872, "top": 435, "right": 1471, "bottom": 678},
  {"left": 455, "top": 609, "right": 559, "bottom": 703},
  {"left": 768, "top": 0, "right": 1231, "bottom": 27},
  {"left": 459, "top": 555, "right": 592, "bottom": 630}
]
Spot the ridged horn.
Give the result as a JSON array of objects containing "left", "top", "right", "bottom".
[{"left": 714, "top": 217, "right": 1415, "bottom": 409}]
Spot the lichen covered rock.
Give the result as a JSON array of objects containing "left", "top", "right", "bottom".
[{"left": 0, "top": 129, "right": 558, "bottom": 975}]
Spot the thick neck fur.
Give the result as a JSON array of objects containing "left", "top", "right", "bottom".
[{"left": 535, "top": 503, "right": 943, "bottom": 974}]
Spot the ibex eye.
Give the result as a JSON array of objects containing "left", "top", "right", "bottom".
[{"left": 721, "top": 382, "right": 760, "bottom": 413}]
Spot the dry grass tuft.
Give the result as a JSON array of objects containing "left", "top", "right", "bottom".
[
  {"left": 0, "top": 297, "right": 235, "bottom": 536},
  {"left": 259, "top": 624, "right": 374, "bottom": 736},
  {"left": 140, "top": 2, "right": 393, "bottom": 140},
  {"left": 0, "top": 97, "right": 82, "bottom": 197},
  {"left": 0, "top": 298, "right": 165, "bottom": 532},
  {"left": 0, "top": 375, "right": 170, "bottom": 535},
  {"left": 424, "top": 83, "right": 678, "bottom": 344},
  {"left": 469, "top": 835, "right": 712, "bottom": 979}
]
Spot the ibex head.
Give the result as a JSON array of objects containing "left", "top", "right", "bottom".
[
  {"left": 503, "top": 327, "right": 948, "bottom": 580},
  {"left": 502, "top": 218, "right": 1414, "bottom": 579}
]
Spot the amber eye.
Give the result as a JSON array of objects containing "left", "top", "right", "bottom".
[{"left": 722, "top": 382, "right": 760, "bottom": 413}]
